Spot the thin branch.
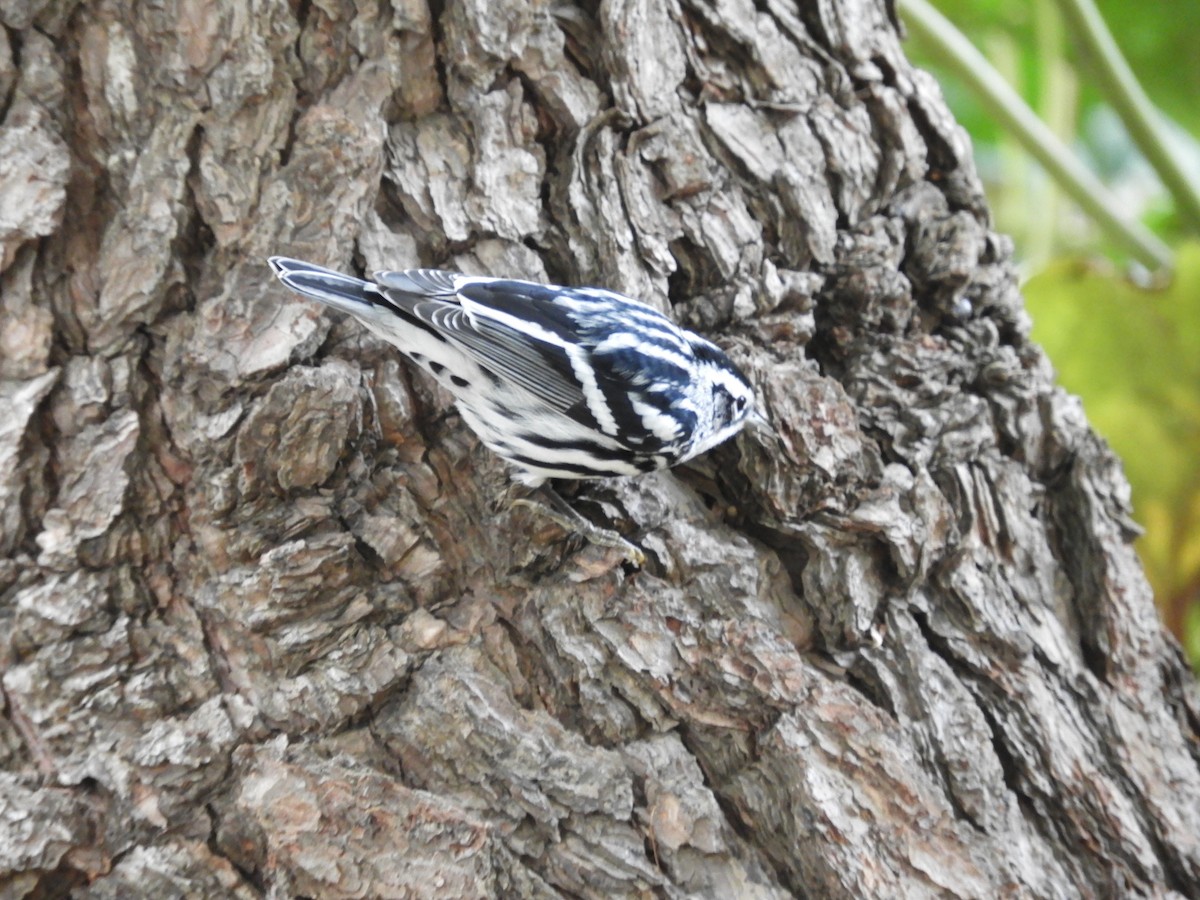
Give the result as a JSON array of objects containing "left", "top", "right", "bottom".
[
  {"left": 898, "top": 0, "right": 1174, "bottom": 274},
  {"left": 1053, "top": 0, "right": 1200, "bottom": 235}
]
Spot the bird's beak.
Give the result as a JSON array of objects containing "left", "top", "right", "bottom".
[{"left": 746, "top": 406, "right": 774, "bottom": 436}]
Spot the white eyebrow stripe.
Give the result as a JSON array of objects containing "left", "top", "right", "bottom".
[{"left": 704, "top": 364, "right": 750, "bottom": 393}]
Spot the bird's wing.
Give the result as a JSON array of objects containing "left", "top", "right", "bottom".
[{"left": 375, "top": 270, "right": 617, "bottom": 435}]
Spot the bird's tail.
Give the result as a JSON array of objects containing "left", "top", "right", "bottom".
[{"left": 267, "top": 256, "right": 379, "bottom": 314}]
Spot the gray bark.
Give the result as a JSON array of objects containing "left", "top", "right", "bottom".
[{"left": 2, "top": 0, "right": 1198, "bottom": 897}]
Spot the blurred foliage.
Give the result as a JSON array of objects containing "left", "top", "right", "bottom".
[
  {"left": 1025, "top": 248, "right": 1200, "bottom": 655},
  {"left": 905, "top": 0, "right": 1200, "bottom": 667},
  {"left": 917, "top": 0, "right": 1200, "bottom": 134}
]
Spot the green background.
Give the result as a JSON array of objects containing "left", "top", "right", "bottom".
[{"left": 906, "top": 0, "right": 1200, "bottom": 665}]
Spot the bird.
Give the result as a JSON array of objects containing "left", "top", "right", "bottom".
[{"left": 267, "top": 256, "right": 763, "bottom": 561}]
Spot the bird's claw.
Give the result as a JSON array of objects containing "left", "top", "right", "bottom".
[{"left": 511, "top": 490, "right": 645, "bottom": 567}]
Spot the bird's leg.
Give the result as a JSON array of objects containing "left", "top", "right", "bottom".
[{"left": 510, "top": 484, "right": 645, "bottom": 567}]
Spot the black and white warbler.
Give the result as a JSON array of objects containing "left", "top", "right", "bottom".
[{"left": 267, "top": 256, "right": 762, "bottom": 556}]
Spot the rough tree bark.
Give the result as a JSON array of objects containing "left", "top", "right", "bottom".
[{"left": 1, "top": 0, "right": 1198, "bottom": 897}]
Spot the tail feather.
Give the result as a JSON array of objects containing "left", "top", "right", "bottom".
[{"left": 268, "top": 256, "right": 378, "bottom": 313}]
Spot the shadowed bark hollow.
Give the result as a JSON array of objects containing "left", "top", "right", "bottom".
[{"left": 1, "top": 0, "right": 1198, "bottom": 897}]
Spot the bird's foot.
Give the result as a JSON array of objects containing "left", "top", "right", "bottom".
[{"left": 510, "top": 485, "right": 645, "bottom": 567}]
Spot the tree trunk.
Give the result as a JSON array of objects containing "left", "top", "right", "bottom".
[{"left": 2, "top": 0, "right": 1198, "bottom": 897}]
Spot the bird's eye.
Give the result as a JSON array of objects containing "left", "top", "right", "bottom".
[{"left": 734, "top": 396, "right": 747, "bottom": 412}]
